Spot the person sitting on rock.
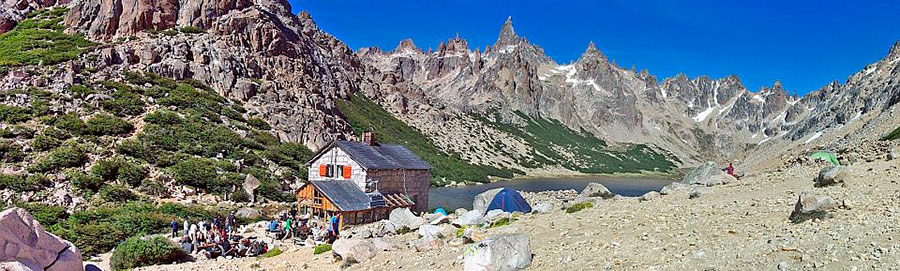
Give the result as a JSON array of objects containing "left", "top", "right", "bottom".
[{"left": 726, "top": 163, "right": 735, "bottom": 176}]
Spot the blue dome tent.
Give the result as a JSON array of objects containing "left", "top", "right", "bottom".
[{"left": 485, "top": 187, "right": 532, "bottom": 213}]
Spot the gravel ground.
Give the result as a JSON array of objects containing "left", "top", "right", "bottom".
[{"left": 136, "top": 159, "right": 900, "bottom": 271}]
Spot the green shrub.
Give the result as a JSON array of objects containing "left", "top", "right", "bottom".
[
  {"left": 54, "top": 113, "right": 87, "bottom": 134},
  {"left": 168, "top": 157, "right": 217, "bottom": 190},
  {"left": 110, "top": 236, "right": 187, "bottom": 270},
  {"left": 179, "top": 26, "right": 205, "bottom": 34},
  {"left": 0, "top": 105, "right": 32, "bottom": 123},
  {"left": 90, "top": 157, "right": 146, "bottom": 186},
  {"left": 99, "top": 184, "right": 137, "bottom": 202},
  {"left": 313, "top": 244, "right": 331, "bottom": 255},
  {"left": 247, "top": 117, "right": 271, "bottom": 130},
  {"left": 30, "top": 146, "right": 87, "bottom": 172},
  {"left": 69, "top": 84, "right": 97, "bottom": 98},
  {"left": 565, "top": 202, "right": 593, "bottom": 214},
  {"left": 85, "top": 114, "right": 133, "bottom": 136},
  {"left": 31, "top": 134, "right": 61, "bottom": 151},
  {"left": 100, "top": 89, "right": 145, "bottom": 116},
  {"left": 69, "top": 170, "right": 105, "bottom": 193},
  {"left": 489, "top": 217, "right": 512, "bottom": 228},
  {"left": 257, "top": 247, "right": 281, "bottom": 259},
  {"left": 16, "top": 203, "right": 68, "bottom": 226},
  {"left": 0, "top": 18, "right": 94, "bottom": 68},
  {"left": 0, "top": 174, "right": 50, "bottom": 192},
  {"left": 0, "top": 140, "right": 25, "bottom": 162}
]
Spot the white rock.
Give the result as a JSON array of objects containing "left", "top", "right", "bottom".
[
  {"left": 418, "top": 225, "right": 446, "bottom": 240},
  {"left": 388, "top": 208, "right": 424, "bottom": 230},
  {"left": 452, "top": 210, "right": 485, "bottom": 227},
  {"left": 790, "top": 192, "right": 836, "bottom": 223},
  {"left": 575, "top": 183, "right": 615, "bottom": 203},
  {"left": 332, "top": 238, "right": 377, "bottom": 264},
  {"left": 464, "top": 233, "right": 532, "bottom": 271},
  {"left": 639, "top": 191, "right": 661, "bottom": 202},
  {"left": 532, "top": 202, "right": 554, "bottom": 213},
  {"left": 689, "top": 186, "right": 711, "bottom": 199}
]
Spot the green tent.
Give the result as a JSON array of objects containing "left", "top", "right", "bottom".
[{"left": 810, "top": 152, "right": 840, "bottom": 166}]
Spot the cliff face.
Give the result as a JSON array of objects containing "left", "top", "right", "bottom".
[{"left": 56, "top": 0, "right": 365, "bottom": 150}]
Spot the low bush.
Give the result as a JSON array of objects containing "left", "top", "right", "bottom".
[
  {"left": 91, "top": 157, "right": 147, "bottom": 187},
  {"left": 257, "top": 247, "right": 282, "bottom": 259},
  {"left": 0, "top": 174, "right": 50, "bottom": 192},
  {"left": 489, "top": 217, "right": 512, "bottom": 228},
  {"left": 29, "top": 146, "right": 86, "bottom": 172},
  {"left": 16, "top": 202, "right": 68, "bottom": 226},
  {"left": 565, "top": 202, "right": 593, "bottom": 214},
  {"left": 99, "top": 184, "right": 137, "bottom": 202},
  {"left": 313, "top": 244, "right": 331, "bottom": 255},
  {"left": 85, "top": 114, "right": 133, "bottom": 136},
  {"left": 54, "top": 113, "right": 87, "bottom": 133},
  {"left": 69, "top": 84, "right": 97, "bottom": 98},
  {"left": 100, "top": 89, "right": 145, "bottom": 116},
  {"left": 0, "top": 105, "right": 32, "bottom": 123},
  {"left": 179, "top": 26, "right": 205, "bottom": 34},
  {"left": 168, "top": 157, "right": 217, "bottom": 190},
  {"left": 31, "top": 134, "right": 61, "bottom": 151},
  {"left": 110, "top": 236, "right": 187, "bottom": 270},
  {"left": 0, "top": 140, "right": 25, "bottom": 162},
  {"left": 69, "top": 170, "right": 105, "bottom": 193}
]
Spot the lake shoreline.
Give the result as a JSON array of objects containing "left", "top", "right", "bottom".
[{"left": 437, "top": 170, "right": 684, "bottom": 188}]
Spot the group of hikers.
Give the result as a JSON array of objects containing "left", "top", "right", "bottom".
[
  {"left": 266, "top": 205, "right": 342, "bottom": 244},
  {"left": 170, "top": 212, "right": 269, "bottom": 259},
  {"left": 166, "top": 205, "right": 343, "bottom": 260}
]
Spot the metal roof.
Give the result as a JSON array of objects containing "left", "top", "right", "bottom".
[
  {"left": 309, "top": 180, "right": 371, "bottom": 211},
  {"left": 332, "top": 140, "right": 432, "bottom": 170}
]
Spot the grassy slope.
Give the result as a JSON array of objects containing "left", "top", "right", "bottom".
[
  {"left": 883, "top": 126, "right": 900, "bottom": 141},
  {"left": 336, "top": 93, "right": 518, "bottom": 185},
  {"left": 0, "top": 8, "right": 94, "bottom": 73},
  {"left": 475, "top": 111, "right": 678, "bottom": 174}
]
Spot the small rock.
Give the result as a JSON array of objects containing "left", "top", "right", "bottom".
[
  {"left": 639, "top": 191, "right": 660, "bottom": 201},
  {"left": 418, "top": 225, "right": 445, "bottom": 240},
  {"left": 532, "top": 202, "right": 554, "bottom": 213},
  {"left": 789, "top": 192, "right": 836, "bottom": 223},
  {"left": 815, "top": 166, "right": 846, "bottom": 187},
  {"left": 689, "top": 186, "right": 711, "bottom": 199}
]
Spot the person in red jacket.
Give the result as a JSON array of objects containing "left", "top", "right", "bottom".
[{"left": 726, "top": 163, "right": 735, "bottom": 176}]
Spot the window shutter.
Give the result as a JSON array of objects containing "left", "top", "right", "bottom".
[
  {"left": 319, "top": 165, "right": 327, "bottom": 176},
  {"left": 343, "top": 166, "right": 352, "bottom": 179},
  {"left": 326, "top": 165, "right": 334, "bottom": 177}
]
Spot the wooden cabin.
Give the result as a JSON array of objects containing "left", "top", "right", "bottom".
[{"left": 297, "top": 133, "right": 431, "bottom": 225}]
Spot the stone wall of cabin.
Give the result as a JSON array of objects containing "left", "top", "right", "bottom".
[{"left": 369, "top": 169, "right": 431, "bottom": 213}]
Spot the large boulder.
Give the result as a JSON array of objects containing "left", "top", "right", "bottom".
[
  {"left": 473, "top": 188, "right": 503, "bottom": 215},
  {"left": 532, "top": 202, "right": 554, "bottom": 213},
  {"left": 574, "top": 183, "right": 615, "bottom": 203},
  {"left": 0, "top": 208, "right": 84, "bottom": 271},
  {"left": 464, "top": 233, "right": 532, "bottom": 271},
  {"left": 682, "top": 162, "right": 735, "bottom": 186},
  {"left": 452, "top": 210, "right": 485, "bottom": 227},
  {"left": 332, "top": 238, "right": 377, "bottom": 264},
  {"left": 814, "top": 166, "right": 846, "bottom": 187},
  {"left": 234, "top": 207, "right": 261, "bottom": 220},
  {"left": 417, "top": 225, "right": 445, "bottom": 240},
  {"left": 790, "top": 192, "right": 836, "bottom": 223},
  {"left": 388, "top": 208, "right": 424, "bottom": 230}
]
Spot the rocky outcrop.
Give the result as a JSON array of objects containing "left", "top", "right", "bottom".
[
  {"left": 0, "top": 208, "right": 83, "bottom": 271},
  {"left": 682, "top": 162, "right": 735, "bottom": 186},
  {"left": 472, "top": 188, "right": 502, "bottom": 215},
  {"left": 388, "top": 208, "right": 423, "bottom": 230}
]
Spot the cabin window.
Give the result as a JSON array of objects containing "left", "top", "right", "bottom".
[
  {"left": 326, "top": 165, "right": 334, "bottom": 177},
  {"left": 336, "top": 165, "right": 344, "bottom": 178},
  {"left": 314, "top": 190, "right": 323, "bottom": 205}
]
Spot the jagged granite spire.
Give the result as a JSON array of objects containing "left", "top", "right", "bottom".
[
  {"left": 889, "top": 40, "right": 900, "bottom": 59},
  {"left": 392, "top": 38, "right": 420, "bottom": 54},
  {"left": 495, "top": 16, "right": 518, "bottom": 47}
]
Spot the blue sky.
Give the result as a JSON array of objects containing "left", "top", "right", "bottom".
[{"left": 290, "top": 0, "right": 900, "bottom": 95}]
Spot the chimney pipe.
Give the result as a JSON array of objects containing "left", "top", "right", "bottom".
[{"left": 361, "top": 131, "right": 375, "bottom": 146}]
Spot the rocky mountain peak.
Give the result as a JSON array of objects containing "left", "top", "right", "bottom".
[
  {"left": 495, "top": 16, "right": 518, "bottom": 47},
  {"left": 393, "top": 38, "right": 421, "bottom": 55},
  {"left": 586, "top": 41, "right": 597, "bottom": 52},
  {"left": 889, "top": 40, "right": 900, "bottom": 59}
]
